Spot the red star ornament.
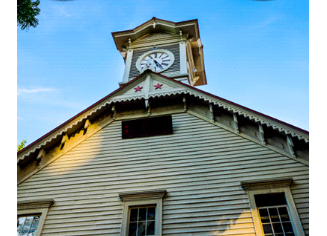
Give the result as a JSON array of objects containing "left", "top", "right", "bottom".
[
  {"left": 154, "top": 83, "right": 163, "bottom": 90},
  {"left": 134, "top": 85, "right": 143, "bottom": 92}
]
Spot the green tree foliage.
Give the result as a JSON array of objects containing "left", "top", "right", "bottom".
[
  {"left": 17, "top": 140, "right": 27, "bottom": 152},
  {"left": 17, "top": 0, "right": 41, "bottom": 30}
]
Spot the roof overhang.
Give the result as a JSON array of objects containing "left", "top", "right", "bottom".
[
  {"left": 112, "top": 17, "right": 200, "bottom": 52},
  {"left": 17, "top": 71, "right": 309, "bottom": 164}
]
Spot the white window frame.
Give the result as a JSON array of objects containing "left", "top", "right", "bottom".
[
  {"left": 17, "top": 198, "right": 54, "bottom": 236},
  {"left": 241, "top": 178, "right": 305, "bottom": 236},
  {"left": 119, "top": 189, "right": 166, "bottom": 236}
]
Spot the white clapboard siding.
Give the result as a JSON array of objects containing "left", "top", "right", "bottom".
[{"left": 17, "top": 113, "right": 309, "bottom": 235}]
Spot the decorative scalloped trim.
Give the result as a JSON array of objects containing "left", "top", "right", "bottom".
[
  {"left": 18, "top": 89, "right": 309, "bottom": 162},
  {"left": 186, "top": 91, "right": 308, "bottom": 143}
]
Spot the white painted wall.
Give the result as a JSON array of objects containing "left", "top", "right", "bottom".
[{"left": 17, "top": 113, "right": 309, "bottom": 235}]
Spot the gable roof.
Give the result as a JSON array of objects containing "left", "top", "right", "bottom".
[{"left": 17, "top": 70, "right": 308, "bottom": 163}]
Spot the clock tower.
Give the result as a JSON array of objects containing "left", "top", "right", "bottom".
[{"left": 112, "top": 17, "right": 207, "bottom": 87}]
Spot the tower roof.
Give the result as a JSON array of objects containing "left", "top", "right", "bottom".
[{"left": 112, "top": 17, "right": 200, "bottom": 52}]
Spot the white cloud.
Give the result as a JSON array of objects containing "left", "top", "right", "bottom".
[
  {"left": 248, "top": 16, "right": 279, "bottom": 30},
  {"left": 52, "top": 4, "right": 71, "bottom": 18},
  {"left": 17, "top": 88, "right": 57, "bottom": 96}
]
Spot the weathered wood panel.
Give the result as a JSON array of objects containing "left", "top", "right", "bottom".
[{"left": 17, "top": 113, "right": 309, "bottom": 235}]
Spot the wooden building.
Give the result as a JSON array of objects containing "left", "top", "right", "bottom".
[{"left": 17, "top": 18, "right": 309, "bottom": 236}]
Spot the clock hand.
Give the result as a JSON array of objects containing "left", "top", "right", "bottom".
[{"left": 154, "top": 60, "right": 164, "bottom": 69}]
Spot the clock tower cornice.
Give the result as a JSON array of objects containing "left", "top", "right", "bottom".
[{"left": 112, "top": 17, "right": 200, "bottom": 52}]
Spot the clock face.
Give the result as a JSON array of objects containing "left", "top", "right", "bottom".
[{"left": 136, "top": 49, "right": 175, "bottom": 73}]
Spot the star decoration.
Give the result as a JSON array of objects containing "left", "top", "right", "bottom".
[
  {"left": 154, "top": 83, "right": 163, "bottom": 90},
  {"left": 134, "top": 85, "right": 143, "bottom": 92}
]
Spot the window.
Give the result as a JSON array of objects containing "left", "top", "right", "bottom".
[
  {"left": 17, "top": 215, "right": 41, "bottom": 236},
  {"left": 119, "top": 189, "right": 166, "bottom": 236},
  {"left": 255, "top": 193, "right": 295, "bottom": 236},
  {"left": 17, "top": 198, "right": 54, "bottom": 236},
  {"left": 122, "top": 115, "right": 173, "bottom": 139},
  {"left": 128, "top": 206, "right": 156, "bottom": 236},
  {"left": 241, "top": 178, "right": 305, "bottom": 236}
]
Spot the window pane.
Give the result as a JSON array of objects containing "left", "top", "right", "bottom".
[
  {"left": 259, "top": 208, "right": 269, "bottom": 223},
  {"left": 137, "top": 221, "right": 146, "bottom": 236},
  {"left": 255, "top": 193, "right": 286, "bottom": 207},
  {"left": 130, "top": 209, "right": 138, "bottom": 222},
  {"left": 272, "top": 222, "right": 283, "bottom": 233},
  {"left": 138, "top": 208, "right": 146, "bottom": 221},
  {"left": 147, "top": 221, "right": 155, "bottom": 235},
  {"left": 17, "top": 217, "right": 26, "bottom": 230},
  {"left": 262, "top": 223, "right": 273, "bottom": 234},
  {"left": 128, "top": 222, "right": 137, "bottom": 236},
  {"left": 268, "top": 208, "right": 279, "bottom": 222},
  {"left": 279, "top": 207, "right": 290, "bottom": 221},
  {"left": 23, "top": 217, "right": 33, "bottom": 230},
  {"left": 259, "top": 208, "right": 268, "bottom": 217},
  {"left": 147, "top": 207, "right": 155, "bottom": 220},
  {"left": 30, "top": 216, "right": 40, "bottom": 229},
  {"left": 282, "top": 222, "right": 294, "bottom": 233}
]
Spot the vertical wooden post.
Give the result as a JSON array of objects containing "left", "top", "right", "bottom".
[
  {"left": 259, "top": 124, "right": 266, "bottom": 145},
  {"left": 83, "top": 119, "right": 91, "bottom": 135},
  {"left": 209, "top": 104, "right": 214, "bottom": 122},
  {"left": 233, "top": 113, "right": 239, "bottom": 134},
  {"left": 287, "top": 135, "right": 296, "bottom": 158},
  {"left": 183, "top": 96, "right": 187, "bottom": 112},
  {"left": 60, "top": 134, "right": 69, "bottom": 150},
  {"left": 112, "top": 105, "right": 116, "bottom": 120},
  {"left": 122, "top": 49, "right": 134, "bottom": 83},
  {"left": 36, "top": 149, "right": 46, "bottom": 164}
]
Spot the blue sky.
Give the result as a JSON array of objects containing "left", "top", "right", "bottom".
[{"left": 16, "top": 0, "right": 309, "bottom": 146}]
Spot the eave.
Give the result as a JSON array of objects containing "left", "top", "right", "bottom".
[
  {"left": 112, "top": 17, "right": 200, "bottom": 52},
  {"left": 17, "top": 70, "right": 309, "bottom": 165}
]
